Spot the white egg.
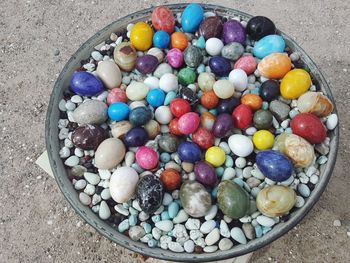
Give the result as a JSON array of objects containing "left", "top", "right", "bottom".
[
  {"left": 229, "top": 69, "right": 248, "bottom": 92},
  {"left": 205, "top": 38, "right": 224, "bottom": 56}
]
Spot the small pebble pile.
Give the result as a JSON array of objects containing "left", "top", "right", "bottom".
[{"left": 57, "top": 4, "right": 339, "bottom": 254}]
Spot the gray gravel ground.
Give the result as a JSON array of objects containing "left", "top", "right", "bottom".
[{"left": 0, "top": 0, "right": 349, "bottom": 262}]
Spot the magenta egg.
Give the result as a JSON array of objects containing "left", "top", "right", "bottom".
[
  {"left": 167, "top": 48, "right": 184, "bottom": 68},
  {"left": 135, "top": 146, "right": 158, "bottom": 170},
  {"left": 178, "top": 112, "right": 200, "bottom": 134},
  {"left": 194, "top": 161, "right": 217, "bottom": 187}
]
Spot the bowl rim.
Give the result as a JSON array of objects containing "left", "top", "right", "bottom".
[{"left": 46, "top": 3, "right": 339, "bottom": 262}]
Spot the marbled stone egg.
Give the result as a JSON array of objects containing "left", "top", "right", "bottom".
[
  {"left": 180, "top": 181, "right": 211, "bottom": 217},
  {"left": 136, "top": 174, "right": 164, "bottom": 214},
  {"left": 71, "top": 124, "right": 106, "bottom": 150},
  {"left": 72, "top": 100, "right": 108, "bottom": 125},
  {"left": 113, "top": 42, "right": 137, "bottom": 71},
  {"left": 94, "top": 138, "right": 126, "bottom": 170},
  {"left": 110, "top": 167, "right": 139, "bottom": 203}
]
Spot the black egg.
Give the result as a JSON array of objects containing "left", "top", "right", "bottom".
[
  {"left": 136, "top": 174, "right": 164, "bottom": 214},
  {"left": 179, "top": 86, "right": 198, "bottom": 105},
  {"left": 217, "top": 97, "right": 240, "bottom": 114},
  {"left": 260, "top": 80, "right": 280, "bottom": 102},
  {"left": 246, "top": 16, "right": 276, "bottom": 41}
]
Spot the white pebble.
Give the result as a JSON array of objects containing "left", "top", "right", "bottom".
[
  {"left": 59, "top": 146, "right": 70, "bottom": 158},
  {"left": 100, "top": 188, "right": 111, "bottom": 200},
  {"left": 79, "top": 192, "right": 91, "bottom": 205},
  {"left": 218, "top": 238, "right": 233, "bottom": 251},
  {"left": 162, "top": 192, "right": 173, "bottom": 206},
  {"left": 155, "top": 220, "right": 174, "bottom": 232},
  {"left": 222, "top": 167, "right": 235, "bottom": 180},
  {"left": 99, "top": 201, "right": 111, "bottom": 220},
  {"left": 83, "top": 172, "right": 100, "bottom": 185},
  {"left": 74, "top": 179, "right": 87, "bottom": 190},
  {"left": 152, "top": 227, "right": 162, "bottom": 240},
  {"left": 64, "top": 156, "right": 79, "bottom": 167},
  {"left": 71, "top": 95, "right": 83, "bottom": 103},
  {"left": 326, "top": 114, "right": 338, "bottom": 130},
  {"left": 65, "top": 100, "right": 76, "bottom": 111},
  {"left": 298, "top": 184, "right": 311, "bottom": 198},
  {"left": 309, "top": 174, "right": 319, "bottom": 184},
  {"left": 184, "top": 240, "right": 195, "bottom": 253},
  {"left": 203, "top": 245, "right": 218, "bottom": 253},
  {"left": 205, "top": 205, "right": 218, "bottom": 221},
  {"left": 185, "top": 218, "right": 200, "bottom": 230},
  {"left": 98, "top": 169, "right": 111, "bottom": 180},
  {"left": 200, "top": 220, "right": 216, "bottom": 234},
  {"left": 91, "top": 51, "right": 103, "bottom": 61},
  {"left": 219, "top": 220, "right": 230, "bottom": 238},
  {"left": 168, "top": 242, "right": 184, "bottom": 252},
  {"left": 294, "top": 196, "right": 305, "bottom": 208},
  {"left": 230, "top": 227, "right": 247, "bottom": 244},
  {"left": 256, "top": 215, "right": 276, "bottom": 227},
  {"left": 235, "top": 157, "right": 247, "bottom": 168},
  {"left": 205, "top": 228, "right": 220, "bottom": 246},
  {"left": 114, "top": 204, "right": 130, "bottom": 216},
  {"left": 333, "top": 219, "right": 341, "bottom": 227},
  {"left": 219, "top": 142, "right": 231, "bottom": 154},
  {"left": 245, "top": 127, "right": 257, "bottom": 136},
  {"left": 74, "top": 148, "right": 84, "bottom": 158},
  {"left": 92, "top": 194, "right": 102, "bottom": 205},
  {"left": 84, "top": 184, "right": 96, "bottom": 195},
  {"left": 173, "top": 209, "right": 189, "bottom": 224}
]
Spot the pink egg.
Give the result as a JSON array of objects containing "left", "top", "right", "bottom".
[
  {"left": 107, "top": 88, "right": 127, "bottom": 105},
  {"left": 135, "top": 146, "right": 158, "bottom": 170},
  {"left": 234, "top": 55, "right": 257, "bottom": 75},
  {"left": 178, "top": 112, "right": 200, "bottom": 135},
  {"left": 166, "top": 48, "right": 184, "bottom": 68}
]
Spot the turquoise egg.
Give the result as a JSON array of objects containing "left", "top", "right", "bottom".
[
  {"left": 153, "top": 30, "right": 170, "bottom": 49},
  {"left": 252, "top": 34, "right": 285, "bottom": 59},
  {"left": 163, "top": 91, "right": 177, "bottom": 106},
  {"left": 147, "top": 88, "right": 165, "bottom": 107},
  {"left": 108, "top": 102, "right": 130, "bottom": 121},
  {"left": 181, "top": 3, "right": 204, "bottom": 33}
]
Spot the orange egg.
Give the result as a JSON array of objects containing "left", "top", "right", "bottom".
[
  {"left": 170, "top": 32, "right": 188, "bottom": 51},
  {"left": 200, "top": 111, "right": 216, "bottom": 131},
  {"left": 160, "top": 168, "right": 181, "bottom": 191},
  {"left": 200, "top": 90, "right": 219, "bottom": 109},
  {"left": 168, "top": 118, "right": 183, "bottom": 136},
  {"left": 257, "top": 53, "right": 291, "bottom": 79},
  {"left": 241, "top": 93, "right": 263, "bottom": 111}
]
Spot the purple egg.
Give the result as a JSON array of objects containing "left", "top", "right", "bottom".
[
  {"left": 70, "top": 71, "right": 104, "bottom": 96},
  {"left": 212, "top": 113, "right": 234, "bottom": 138},
  {"left": 135, "top": 54, "right": 158, "bottom": 74},
  {"left": 217, "top": 97, "right": 240, "bottom": 114},
  {"left": 194, "top": 161, "right": 217, "bottom": 187},
  {"left": 124, "top": 127, "right": 148, "bottom": 147},
  {"left": 209, "top": 56, "right": 231, "bottom": 77},
  {"left": 223, "top": 20, "right": 246, "bottom": 45}
]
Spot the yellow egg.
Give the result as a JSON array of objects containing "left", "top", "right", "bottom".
[
  {"left": 252, "top": 130, "right": 274, "bottom": 150},
  {"left": 130, "top": 22, "right": 153, "bottom": 51},
  {"left": 280, "top": 69, "right": 311, "bottom": 99},
  {"left": 205, "top": 146, "right": 226, "bottom": 167}
]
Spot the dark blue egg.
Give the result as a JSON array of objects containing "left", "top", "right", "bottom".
[
  {"left": 181, "top": 3, "right": 204, "bottom": 33},
  {"left": 256, "top": 150, "right": 293, "bottom": 182},
  {"left": 212, "top": 113, "right": 233, "bottom": 138},
  {"left": 129, "top": 107, "right": 153, "bottom": 127},
  {"left": 177, "top": 141, "right": 201, "bottom": 163},
  {"left": 217, "top": 97, "right": 240, "bottom": 114},
  {"left": 70, "top": 71, "right": 104, "bottom": 96},
  {"left": 124, "top": 127, "right": 148, "bottom": 147},
  {"left": 209, "top": 56, "right": 231, "bottom": 77}
]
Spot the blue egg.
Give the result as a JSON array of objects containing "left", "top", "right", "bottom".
[
  {"left": 147, "top": 88, "right": 165, "bottom": 107},
  {"left": 70, "top": 71, "right": 104, "bottom": 96},
  {"left": 153, "top": 30, "right": 170, "bottom": 49},
  {"left": 129, "top": 106, "right": 153, "bottom": 126},
  {"left": 163, "top": 91, "right": 177, "bottom": 106},
  {"left": 256, "top": 150, "right": 293, "bottom": 182},
  {"left": 177, "top": 141, "right": 201, "bottom": 163},
  {"left": 253, "top": 34, "right": 285, "bottom": 59},
  {"left": 108, "top": 102, "right": 130, "bottom": 121},
  {"left": 181, "top": 3, "right": 204, "bottom": 33}
]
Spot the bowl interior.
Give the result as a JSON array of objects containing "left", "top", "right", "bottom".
[{"left": 46, "top": 3, "right": 339, "bottom": 262}]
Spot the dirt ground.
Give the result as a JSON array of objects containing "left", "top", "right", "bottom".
[{"left": 0, "top": 0, "right": 349, "bottom": 262}]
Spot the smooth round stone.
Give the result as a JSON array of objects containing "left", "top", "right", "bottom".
[
  {"left": 222, "top": 20, "right": 246, "bottom": 44},
  {"left": 253, "top": 130, "right": 274, "bottom": 150},
  {"left": 217, "top": 97, "right": 239, "bottom": 114},
  {"left": 124, "top": 127, "right": 148, "bottom": 147},
  {"left": 135, "top": 54, "right": 158, "bottom": 74},
  {"left": 256, "top": 185, "right": 296, "bottom": 217},
  {"left": 253, "top": 35, "right": 285, "bottom": 59},
  {"left": 228, "top": 69, "right": 248, "bottom": 92},
  {"left": 297, "top": 91, "right": 334, "bottom": 117},
  {"left": 228, "top": 134, "right": 254, "bottom": 157},
  {"left": 179, "top": 181, "right": 211, "bottom": 217},
  {"left": 113, "top": 42, "right": 137, "bottom": 71},
  {"left": 144, "top": 120, "right": 160, "bottom": 139},
  {"left": 253, "top": 109, "right": 273, "bottom": 130},
  {"left": 177, "top": 141, "right": 201, "bottom": 163},
  {"left": 298, "top": 184, "right": 311, "bottom": 198},
  {"left": 205, "top": 228, "right": 220, "bottom": 246},
  {"left": 129, "top": 106, "right": 152, "bottom": 127},
  {"left": 209, "top": 56, "right": 231, "bottom": 77},
  {"left": 160, "top": 168, "right": 181, "bottom": 191},
  {"left": 184, "top": 240, "right": 195, "bottom": 253},
  {"left": 326, "top": 114, "right": 338, "bottom": 130},
  {"left": 154, "top": 105, "right": 173, "bottom": 124},
  {"left": 178, "top": 112, "right": 200, "bottom": 134},
  {"left": 108, "top": 102, "right": 130, "bottom": 121},
  {"left": 269, "top": 100, "right": 290, "bottom": 122},
  {"left": 153, "top": 30, "right": 170, "bottom": 49},
  {"left": 290, "top": 113, "right": 326, "bottom": 144},
  {"left": 205, "top": 146, "right": 226, "bottom": 167},
  {"left": 198, "top": 72, "right": 215, "bottom": 91},
  {"left": 258, "top": 53, "right": 291, "bottom": 79},
  {"left": 170, "top": 98, "right": 191, "bottom": 118},
  {"left": 178, "top": 68, "right": 196, "bottom": 86},
  {"left": 213, "top": 79, "right": 234, "bottom": 99},
  {"left": 159, "top": 73, "right": 178, "bottom": 93},
  {"left": 146, "top": 88, "right": 165, "bottom": 107},
  {"left": 246, "top": 16, "right": 276, "bottom": 40},
  {"left": 71, "top": 124, "right": 106, "bottom": 150},
  {"left": 158, "top": 134, "right": 180, "bottom": 153},
  {"left": 260, "top": 80, "right": 280, "bottom": 102},
  {"left": 126, "top": 81, "right": 149, "bottom": 101},
  {"left": 199, "top": 16, "right": 223, "bottom": 40},
  {"left": 95, "top": 138, "right": 126, "bottom": 169},
  {"left": 154, "top": 63, "right": 173, "bottom": 79},
  {"left": 184, "top": 45, "right": 203, "bottom": 68},
  {"left": 130, "top": 21, "right": 153, "bottom": 51},
  {"left": 107, "top": 88, "right": 127, "bottom": 105},
  {"left": 110, "top": 167, "right": 139, "bottom": 203},
  {"left": 135, "top": 146, "right": 158, "bottom": 170},
  {"left": 277, "top": 133, "right": 315, "bottom": 168},
  {"left": 256, "top": 150, "right": 293, "bottom": 182},
  {"left": 234, "top": 55, "right": 257, "bottom": 75},
  {"left": 151, "top": 6, "right": 175, "bottom": 34},
  {"left": 73, "top": 100, "right": 107, "bottom": 125},
  {"left": 96, "top": 60, "right": 122, "bottom": 89},
  {"left": 221, "top": 42, "right": 244, "bottom": 61},
  {"left": 194, "top": 161, "right": 217, "bottom": 187},
  {"left": 70, "top": 71, "right": 104, "bottom": 96},
  {"left": 111, "top": 120, "right": 132, "bottom": 138},
  {"left": 136, "top": 174, "right": 164, "bottom": 214},
  {"left": 181, "top": 3, "right": 204, "bottom": 33},
  {"left": 280, "top": 69, "right": 312, "bottom": 99},
  {"left": 231, "top": 227, "right": 247, "bottom": 245},
  {"left": 212, "top": 113, "right": 233, "bottom": 138},
  {"left": 217, "top": 181, "right": 250, "bottom": 219},
  {"left": 232, "top": 104, "right": 253, "bottom": 129},
  {"left": 219, "top": 238, "right": 233, "bottom": 251},
  {"left": 192, "top": 127, "right": 215, "bottom": 149},
  {"left": 167, "top": 48, "right": 184, "bottom": 68},
  {"left": 205, "top": 38, "right": 224, "bottom": 56}
]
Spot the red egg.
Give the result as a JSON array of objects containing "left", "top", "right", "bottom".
[
  {"left": 169, "top": 118, "right": 183, "bottom": 136},
  {"left": 192, "top": 127, "right": 215, "bottom": 149},
  {"left": 170, "top": 98, "right": 191, "bottom": 118},
  {"left": 107, "top": 88, "right": 127, "bottom": 105},
  {"left": 290, "top": 113, "right": 327, "bottom": 144},
  {"left": 160, "top": 168, "right": 181, "bottom": 191},
  {"left": 151, "top": 6, "right": 175, "bottom": 34},
  {"left": 232, "top": 104, "right": 253, "bottom": 129},
  {"left": 234, "top": 55, "right": 257, "bottom": 75}
]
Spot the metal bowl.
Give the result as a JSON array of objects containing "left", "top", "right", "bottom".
[{"left": 46, "top": 3, "right": 339, "bottom": 262}]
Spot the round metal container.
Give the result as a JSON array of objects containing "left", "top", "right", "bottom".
[{"left": 46, "top": 4, "right": 339, "bottom": 262}]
